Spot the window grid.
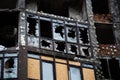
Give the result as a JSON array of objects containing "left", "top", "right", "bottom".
[{"left": 26, "top": 12, "right": 93, "bottom": 58}]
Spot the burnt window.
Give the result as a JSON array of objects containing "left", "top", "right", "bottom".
[
  {"left": 53, "top": 22, "right": 65, "bottom": 41},
  {"left": 95, "top": 23, "right": 115, "bottom": 44},
  {"left": 55, "top": 41, "right": 66, "bottom": 52},
  {"left": 41, "top": 39, "right": 53, "bottom": 50},
  {"left": 40, "top": 19, "right": 52, "bottom": 38},
  {"left": 0, "top": 12, "right": 18, "bottom": 47},
  {"left": 4, "top": 57, "right": 18, "bottom": 78}
]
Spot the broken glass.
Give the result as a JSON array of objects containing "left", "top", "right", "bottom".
[
  {"left": 27, "top": 14, "right": 39, "bottom": 47},
  {"left": 41, "top": 39, "right": 53, "bottom": 50},
  {"left": 54, "top": 41, "right": 66, "bottom": 53},
  {"left": 78, "top": 25, "right": 90, "bottom": 45},
  {"left": 67, "top": 44, "right": 78, "bottom": 54},
  {"left": 80, "top": 46, "right": 91, "bottom": 57},
  {"left": 66, "top": 26, "right": 77, "bottom": 43},
  {"left": 4, "top": 58, "right": 17, "bottom": 78},
  {"left": 53, "top": 23, "right": 65, "bottom": 41},
  {"left": 27, "top": 14, "right": 39, "bottom": 37}
]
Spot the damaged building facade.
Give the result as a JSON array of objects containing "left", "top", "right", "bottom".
[{"left": 0, "top": 0, "right": 120, "bottom": 80}]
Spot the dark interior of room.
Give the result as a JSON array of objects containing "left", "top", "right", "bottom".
[
  {"left": 40, "top": 20, "right": 52, "bottom": 38},
  {"left": 95, "top": 23, "right": 115, "bottom": 44},
  {"left": 100, "top": 59, "right": 120, "bottom": 80},
  {"left": 91, "top": 0, "right": 109, "bottom": 14},
  {"left": 0, "top": 11, "right": 19, "bottom": 47},
  {"left": 0, "top": 0, "right": 18, "bottom": 9},
  {"left": 38, "top": 0, "right": 83, "bottom": 17}
]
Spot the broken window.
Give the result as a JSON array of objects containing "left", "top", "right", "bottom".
[
  {"left": 53, "top": 22, "right": 65, "bottom": 41},
  {"left": 4, "top": 57, "right": 18, "bottom": 78},
  {"left": 78, "top": 24, "right": 90, "bottom": 45},
  {"left": 65, "top": 21, "right": 77, "bottom": 43},
  {"left": 67, "top": 44, "right": 78, "bottom": 54},
  {"left": 41, "top": 39, "right": 53, "bottom": 50},
  {"left": 27, "top": 14, "right": 39, "bottom": 47},
  {"left": 40, "top": 17, "right": 52, "bottom": 38},
  {"left": 54, "top": 41, "right": 66, "bottom": 52},
  {"left": 0, "top": 11, "right": 18, "bottom": 48},
  {"left": 80, "top": 46, "right": 91, "bottom": 57}
]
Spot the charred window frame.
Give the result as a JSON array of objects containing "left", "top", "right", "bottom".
[
  {"left": 0, "top": 11, "right": 19, "bottom": 48},
  {"left": 27, "top": 13, "right": 40, "bottom": 48},
  {"left": 0, "top": 52, "right": 18, "bottom": 79},
  {"left": 25, "top": 12, "right": 93, "bottom": 58}
]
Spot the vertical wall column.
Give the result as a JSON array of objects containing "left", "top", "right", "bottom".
[
  {"left": 18, "top": 11, "right": 28, "bottom": 80},
  {"left": 85, "top": 0, "right": 98, "bottom": 58},
  {"left": 109, "top": 0, "right": 120, "bottom": 57},
  {"left": 17, "top": 0, "right": 25, "bottom": 9}
]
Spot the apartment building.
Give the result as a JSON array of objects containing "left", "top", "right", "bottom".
[{"left": 0, "top": 0, "right": 120, "bottom": 80}]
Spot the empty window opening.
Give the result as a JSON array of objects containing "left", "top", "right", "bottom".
[
  {"left": 95, "top": 23, "right": 115, "bottom": 44},
  {"left": 0, "top": 0, "right": 18, "bottom": 9},
  {"left": 27, "top": 15, "right": 39, "bottom": 36},
  {"left": 38, "top": 0, "right": 83, "bottom": 18},
  {"left": 40, "top": 20, "right": 52, "bottom": 38},
  {"left": 0, "top": 12, "right": 18, "bottom": 47}
]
